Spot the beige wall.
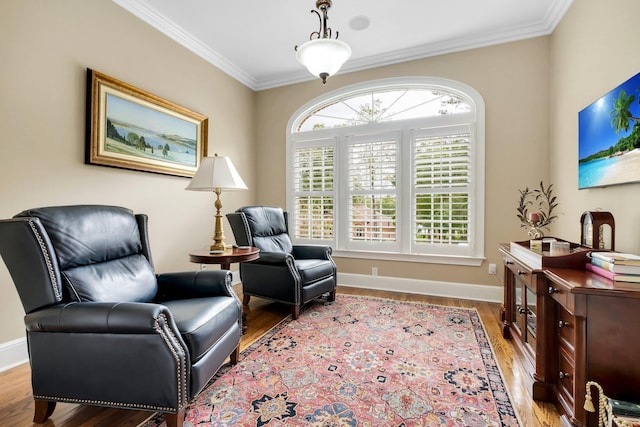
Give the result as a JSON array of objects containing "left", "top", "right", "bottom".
[
  {"left": 255, "top": 37, "right": 551, "bottom": 286},
  {"left": 550, "top": 0, "right": 640, "bottom": 252},
  {"left": 0, "top": 1, "right": 255, "bottom": 343}
]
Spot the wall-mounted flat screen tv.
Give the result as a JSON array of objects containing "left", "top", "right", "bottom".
[{"left": 578, "top": 72, "right": 640, "bottom": 189}]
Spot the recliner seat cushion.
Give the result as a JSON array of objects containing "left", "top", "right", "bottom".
[
  {"left": 163, "top": 297, "right": 239, "bottom": 362},
  {"left": 295, "top": 259, "right": 335, "bottom": 285}
]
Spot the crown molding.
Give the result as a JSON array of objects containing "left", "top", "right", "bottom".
[
  {"left": 114, "top": 0, "right": 573, "bottom": 91},
  {"left": 112, "top": 0, "right": 258, "bottom": 89}
]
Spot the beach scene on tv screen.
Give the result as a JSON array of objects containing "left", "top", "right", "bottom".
[{"left": 578, "top": 72, "right": 640, "bottom": 189}]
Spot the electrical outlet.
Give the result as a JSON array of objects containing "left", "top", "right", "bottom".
[
  {"left": 200, "top": 264, "right": 207, "bottom": 270},
  {"left": 372, "top": 267, "right": 378, "bottom": 276},
  {"left": 488, "top": 263, "right": 496, "bottom": 275}
]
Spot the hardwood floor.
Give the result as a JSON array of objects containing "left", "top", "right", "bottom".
[{"left": 0, "top": 285, "right": 560, "bottom": 426}]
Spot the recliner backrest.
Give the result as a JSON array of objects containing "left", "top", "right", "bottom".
[
  {"left": 14, "top": 205, "right": 157, "bottom": 303},
  {"left": 235, "top": 206, "right": 293, "bottom": 254}
]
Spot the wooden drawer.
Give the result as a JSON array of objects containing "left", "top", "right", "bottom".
[
  {"left": 547, "top": 281, "right": 571, "bottom": 311},
  {"left": 504, "top": 255, "right": 534, "bottom": 288},
  {"left": 556, "top": 305, "right": 575, "bottom": 350},
  {"left": 557, "top": 345, "right": 575, "bottom": 406}
]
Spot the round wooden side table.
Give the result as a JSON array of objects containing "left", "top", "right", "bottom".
[
  {"left": 189, "top": 246, "right": 260, "bottom": 334},
  {"left": 189, "top": 246, "right": 260, "bottom": 270}
]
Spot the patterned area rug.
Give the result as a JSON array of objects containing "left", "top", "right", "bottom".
[{"left": 142, "top": 295, "right": 520, "bottom": 426}]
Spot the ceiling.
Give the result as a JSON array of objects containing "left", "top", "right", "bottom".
[{"left": 113, "top": 0, "right": 573, "bottom": 91}]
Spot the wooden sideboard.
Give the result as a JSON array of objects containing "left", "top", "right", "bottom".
[{"left": 500, "top": 242, "right": 640, "bottom": 427}]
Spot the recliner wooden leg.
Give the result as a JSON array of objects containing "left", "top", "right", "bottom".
[
  {"left": 230, "top": 346, "right": 240, "bottom": 365},
  {"left": 241, "top": 311, "right": 248, "bottom": 335},
  {"left": 329, "top": 290, "right": 336, "bottom": 302},
  {"left": 243, "top": 294, "right": 251, "bottom": 306},
  {"left": 165, "top": 409, "right": 185, "bottom": 427},
  {"left": 292, "top": 305, "right": 300, "bottom": 320},
  {"left": 33, "top": 400, "right": 56, "bottom": 423}
]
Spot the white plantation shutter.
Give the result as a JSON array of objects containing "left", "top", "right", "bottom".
[
  {"left": 412, "top": 126, "right": 471, "bottom": 254},
  {"left": 292, "top": 140, "right": 335, "bottom": 243},
  {"left": 346, "top": 133, "right": 399, "bottom": 251}
]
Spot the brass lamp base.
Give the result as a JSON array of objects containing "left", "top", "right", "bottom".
[
  {"left": 210, "top": 188, "right": 227, "bottom": 251},
  {"left": 209, "top": 241, "right": 226, "bottom": 252}
]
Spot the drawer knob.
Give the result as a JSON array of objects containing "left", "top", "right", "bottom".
[
  {"left": 517, "top": 270, "right": 526, "bottom": 275},
  {"left": 548, "top": 286, "right": 559, "bottom": 294},
  {"left": 558, "top": 321, "right": 569, "bottom": 328},
  {"left": 518, "top": 307, "right": 526, "bottom": 314},
  {"left": 559, "top": 372, "right": 571, "bottom": 380},
  {"left": 506, "top": 260, "right": 514, "bottom": 265}
]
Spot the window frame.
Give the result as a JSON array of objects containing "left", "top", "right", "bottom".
[{"left": 286, "top": 77, "right": 485, "bottom": 266}]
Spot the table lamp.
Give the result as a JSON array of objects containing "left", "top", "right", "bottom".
[{"left": 186, "top": 154, "right": 247, "bottom": 251}]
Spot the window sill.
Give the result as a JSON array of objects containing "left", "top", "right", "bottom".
[{"left": 331, "top": 250, "right": 485, "bottom": 267}]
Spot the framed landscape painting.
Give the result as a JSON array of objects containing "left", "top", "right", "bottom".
[
  {"left": 86, "top": 69, "right": 208, "bottom": 178},
  {"left": 578, "top": 72, "right": 640, "bottom": 189}
]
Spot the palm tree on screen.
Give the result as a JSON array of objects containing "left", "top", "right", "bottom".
[{"left": 610, "top": 89, "right": 639, "bottom": 133}]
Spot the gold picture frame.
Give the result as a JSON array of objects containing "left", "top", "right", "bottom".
[{"left": 86, "top": 69, "right": 208, "bottom": 177}]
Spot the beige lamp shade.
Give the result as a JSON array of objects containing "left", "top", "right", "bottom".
[{"left": 186, "top": 155, "right": 247, "bottom": 191}]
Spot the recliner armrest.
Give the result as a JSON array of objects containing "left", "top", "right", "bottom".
[
  {"left": 24, "top": 301, "right": 191, "bottom": 411},
  {"left": 292, "top": 245, "right": 332, "bottom": 260},
  {"left": 24, "top": 302, "right": 173, "bottom": 334},
  {"left": 156, "top": 270, "right": 233, "bottom": 301}
]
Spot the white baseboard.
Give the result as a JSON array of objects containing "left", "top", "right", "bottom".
[
  {"left": 0, "top": 273, "right": 501, "bottom": 373},
  {"left": 337, "top": 272, "right": 503, "bottom": 303},
  {"left": 0, "top": 336, "right": 28, "bottom": 373}
]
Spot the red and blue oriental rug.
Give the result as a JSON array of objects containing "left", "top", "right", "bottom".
[{"left": 143, "top": 295, "right": 520, "bottom": 426}]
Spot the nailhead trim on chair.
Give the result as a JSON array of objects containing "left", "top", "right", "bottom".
[
  {"left": 286, "top": 256, "right": 302, "bottom": 305},
  {"left": 155, "top": 313, "right": 188, "bottom": 408},
  {"left": 27, "top": 219, "right": 61, "bottom": 301},
  {"left": 31, "top": 394, "right": 178, "bottom": 412}
]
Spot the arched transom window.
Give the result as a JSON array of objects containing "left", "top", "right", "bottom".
[
  {"left": 286, "top": 77, "right": 485, "bottom": 265},
  {"left": 296, "top": 88, "right": 471, "bottom": 131}
]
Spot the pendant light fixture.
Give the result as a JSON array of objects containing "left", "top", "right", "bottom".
[{"left": 295, "top": 0, "right": 351, "bottom": 84}]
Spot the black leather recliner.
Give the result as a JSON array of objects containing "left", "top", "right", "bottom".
[
  {"left": 226, "top": 206, "right": 337, "bottom": 319},
  {"left": 0, "top": 205, "right": 242, "bottom": 427}
]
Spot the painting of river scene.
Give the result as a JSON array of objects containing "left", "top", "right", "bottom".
[
  {"left": 579, "top": 72, "right": 640, "bottom": 189},
  {"left": 86, "top": 69, "right": 207, "bottom": 177}
]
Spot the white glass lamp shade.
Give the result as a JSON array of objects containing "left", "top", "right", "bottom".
[
  {"left": 296, "top": 38, "right": 351, "bottom": 80},
  {"left": 185, "top": 156, "right": 247, "bottom": 191}
]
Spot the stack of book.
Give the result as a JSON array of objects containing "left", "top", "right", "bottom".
[{"left": 587, "top": 252, "right": 640, "bottom": 283}]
